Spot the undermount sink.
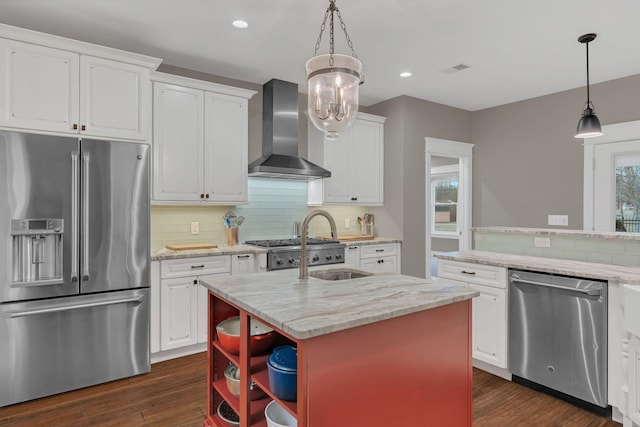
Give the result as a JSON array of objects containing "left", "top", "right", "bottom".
[{"left": 309, "top": 269, "right": 373, "bottom": 281}]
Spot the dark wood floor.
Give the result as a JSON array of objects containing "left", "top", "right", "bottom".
[{"left": 0, "top": 352, "right": 622, "bottom": 426}]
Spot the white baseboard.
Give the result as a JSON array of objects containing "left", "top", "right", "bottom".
[
  {"left": 473, "top": 358, "right": 512, "bottom": 380},
  {"left": 151, "top": 343, "right": 207, "bottom": 364}
]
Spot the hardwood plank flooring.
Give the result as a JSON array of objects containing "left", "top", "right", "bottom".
[{"left": 0, "top": 353, "right": 622, "bottom": 426}]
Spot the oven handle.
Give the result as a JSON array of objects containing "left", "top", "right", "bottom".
[{"left": 510, "top": 276, "right": 602, "bottom": 297}]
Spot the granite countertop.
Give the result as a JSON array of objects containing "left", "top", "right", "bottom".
[
  {"left": 151, "top": 244, "right": 267, "bottom": 261},
  {"left": 200, "top": 266, "right": 476, "bottom": 340},
  {"left": 334, "top": 237, "right": 402, "bottom": 245},
  {"left": 473, "top": 226, "right": 640, "bottom": 241},
  {"left": 435, "top": 250, "right": 640, "bottom": 285}
]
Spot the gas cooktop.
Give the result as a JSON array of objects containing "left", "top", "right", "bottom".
[{"left": 244, "top": 238, "right": 339, "bottom": 248}]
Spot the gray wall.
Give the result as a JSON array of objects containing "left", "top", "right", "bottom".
[
  {"left": 471, "top": 73, "right": 640, "bottom": 229},
  {"left": 367, "top": 96, "right": 472, "bottom": 278}
]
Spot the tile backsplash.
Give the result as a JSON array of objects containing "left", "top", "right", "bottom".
[
  {"left": 151, "top": 178, "right": 368, "bottom": 250},
  {"left": 473, "top": 227, "right": 640, "bottom": 267}
]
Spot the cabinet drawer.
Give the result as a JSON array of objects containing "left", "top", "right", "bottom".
[
  {"left": 360, "top": 243, "right": 397, "bottom": 258},
  {"left": 437, "top": 259, "right": 507, "bottom": 289},
  {"left": 161, "top": 256, "right": 231, "bottom": 279}
]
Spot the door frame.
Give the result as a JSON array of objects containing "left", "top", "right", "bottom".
[
  {"left": 425, "top": 137, "right": 474, "bottom": 277},
  {"left": 584, "top": 120, "right": 640, "bottom": 231}
]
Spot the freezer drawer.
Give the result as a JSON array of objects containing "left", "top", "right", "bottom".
[{"left": 0, "top": 288, "right": 150, "bottom": 407}]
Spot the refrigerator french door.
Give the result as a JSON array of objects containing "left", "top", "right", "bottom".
[{"left": 0, "top": 131, "right": 150, "bottom": 407}]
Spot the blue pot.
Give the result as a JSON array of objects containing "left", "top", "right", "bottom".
[{"left": 267, "top": 345, "right": 297, "bottom": 401}]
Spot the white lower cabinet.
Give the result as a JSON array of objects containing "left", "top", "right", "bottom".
[
  {"left": 624, "top": 284, "right": 640, "bottom": 425},
  {"left": 358, "top": 243, "right": 401, "bottom": 274},
  {"left": 469, "top": 283, "right": 507, "bottom": 368},
  {"left": 344, "top": 245, "right": 361, "bottom": 266},
  {"left": 437, "top": 259, "right": 508, "bottom": 369},
  {"left": 151, "top": 253, "right": 263, "bottom": 361}
]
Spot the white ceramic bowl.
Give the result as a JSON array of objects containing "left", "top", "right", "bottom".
[{"left": 265, "top": 400, "right": 297, "bottom": 427}]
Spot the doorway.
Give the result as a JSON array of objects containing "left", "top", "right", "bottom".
[
  {"left": 584, "top": 120, "right": 640, "bottom": 232},
  {"left": 425, "top": 138, "right": 474, "bottom": 277}
]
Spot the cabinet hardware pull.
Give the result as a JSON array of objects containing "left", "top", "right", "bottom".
[
  {"left": 237, "top": 255, "right": 250, "bottom": 259},
  {"left": 200, "top": 194, "right": 204, "bottom": 199},
  {"left": 461, "top": 270, "right": 476, "bottom": 275},
  {"left": 193, "top": 279, "right": 198, "bottom": 284},
  {"left": 191, "top": 265, "right": 205, "bottom": 269},
  {"left": 375, "top": 249, "right": 385, "bottom": 252},
  {"left": 81, "top": 124, "right": 86, "bottom": 131},
  {"left": 205, "top": 194, "right": 209, "bottom": 199},
  {"left": 73, "top": 123, "right": 78, "bottom": 130},
  {"left": 348, "top": 246, "right": 358, "bottom": 249}
]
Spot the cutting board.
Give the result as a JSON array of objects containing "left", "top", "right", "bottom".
[
  {"left": 319, "top": 235, "right": 375, "bottom": 241},
  {"left": 166, "top": 243, "right": 218, "bottom": 251}
]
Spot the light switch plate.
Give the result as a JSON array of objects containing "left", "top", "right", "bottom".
[
  {"left": 345, "top": 218, "right": 351, "bottom": 229},
  {"left": 534, "top": 237, "right": 551, "bottom": 248},
  {"left": 548, "top": 215, "right": 569, "bottom": 226},
  {"left": 190, "top": 221, "right": 199, "bottom": 235}
]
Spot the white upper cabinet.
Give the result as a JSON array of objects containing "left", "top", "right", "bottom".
[
  {"left": 79, "top": 56, "right": 150, "bottom": 140},
  {"left": 151, "top": 73, "right": 256, "bottom": 204},
  {"left": 0, "top": 25, "right": 160, "bottom": 140},
  {"left": 308, "top": 112, "right": 386, "bottom": 205},
  {"left": 204, "top": 92, "right": 248, "bottom": 203},
  {"left": 153, "top": 83, "right": 204, "bottom": 201},
  {"left": 0, "top": 39, "right": 79, "bottom": 133}
]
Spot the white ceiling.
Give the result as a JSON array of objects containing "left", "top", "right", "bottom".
[{"left": 1, "top": 0, "right": 639, "bottom": 111}]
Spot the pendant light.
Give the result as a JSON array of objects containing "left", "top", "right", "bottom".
[
  {"left": 575, "top": 33, "right": 603, "bottom": 139},
  {"left": 306, "top": 0, "right": 363, "bottom": 140}
]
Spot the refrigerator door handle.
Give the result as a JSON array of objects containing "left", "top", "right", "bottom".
[
  {"left": 9, "top": 296, "right": 144, "bottom": 318},
  {"left": 71, "top": 151, "right": 79, "bottom": 282},
  {"left": 82, "top": 151, "right": 90, "bottom": 281}
]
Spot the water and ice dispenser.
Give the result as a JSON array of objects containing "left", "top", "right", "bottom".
[{"left": 11, "top": 219, "right": 63, "bottom": 286}]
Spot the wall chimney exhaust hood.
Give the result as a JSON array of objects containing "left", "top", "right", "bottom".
[{"left": 248, "top": 79, "right": 331, "bottom": 180}]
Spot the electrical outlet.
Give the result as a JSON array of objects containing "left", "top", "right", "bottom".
[
  {"left": 345, "top": 218, "right": 351, "bottom": 229},
  {"left": 190, "top": 221, "right": 199, "bottom": 235},
  {"left": 534, "top": 237, "right": 551, "bottom": 248},
  {"left": 548, "top": 215, "right": 569, "bottom": 226}
]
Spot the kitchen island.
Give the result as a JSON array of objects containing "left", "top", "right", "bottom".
[{"left": 200, "top": 266, "right": 477, "bottom": 427}]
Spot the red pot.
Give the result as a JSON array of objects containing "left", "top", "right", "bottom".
[{"left": 216, "top": 316, "right": 276, "bottom": 355}]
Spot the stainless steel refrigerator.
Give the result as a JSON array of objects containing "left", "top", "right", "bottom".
[{"left": 0, "top": 131, "right": 150, "bottom": 407}]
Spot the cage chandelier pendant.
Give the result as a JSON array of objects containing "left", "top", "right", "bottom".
[
  {"left": 575, "top": 33, "right": 603, "bottom": 139},
  {"left": 306, "top": 0, "right": 363, "bottom": 140}
]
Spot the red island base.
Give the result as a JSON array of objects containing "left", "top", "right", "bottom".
[{"left": 205, "top": 294, "right": 472, "bottom": 427}]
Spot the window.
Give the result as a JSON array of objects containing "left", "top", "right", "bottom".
[
  {"left": 431, "top": 173, "right": 459, "bottom": 237},
  {"left": 615, "top": 153, "right": 640, "bottom": 232}
]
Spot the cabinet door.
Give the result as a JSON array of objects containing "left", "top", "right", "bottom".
[
  {"left": 153, "top": 83, "right": 205, "bottom": 201},
  {"left": 196, "top": 281, "right": 209, "bottom": 344},
  {"left": 160, "top": 277, "right": 198, "bottom": 350},
  {"left": 323, "top": 130, "right": 352, "bottom": 203},
  {"left": 0, "top": 38, "right": 79, "bottom": 133},
  {"left": 350, "top": 119, "right": 383, "bottom": 204},
  {"left": 344, "top": 245, "right": 360, "bottom": 266},
  {"left": 204, "top": 92, "right": 248, "bottom": 203},
  {"left": 80, "top": 55, "right": 149, "bottom": 140},
  {"left": 360, "top": 256, "right": 397, "bottom": 273},
  {"left": 231, "top": 253, "right": 256, "bottom": 275},
  {"left": 469, "top": 283, "right": 507, "bottom": 368}
]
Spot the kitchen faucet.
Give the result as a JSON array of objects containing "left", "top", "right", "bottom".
[{"left": 299, "top": 210, "right": 337, "bottom": 280}]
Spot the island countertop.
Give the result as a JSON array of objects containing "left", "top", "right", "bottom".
[{"left": 199, "top": 266, "right": 476, "bottom": 340}]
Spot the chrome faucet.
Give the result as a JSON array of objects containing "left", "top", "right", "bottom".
[{"left": 299, "top": 210, "right": 338, "bottom": 280}]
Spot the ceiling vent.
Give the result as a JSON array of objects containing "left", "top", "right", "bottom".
[{"left": 441, "top": 63, "right": 471, "bottom": 74}]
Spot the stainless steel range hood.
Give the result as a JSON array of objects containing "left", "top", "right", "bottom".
[{"left": 248, "top": 79, "right": 330, "bottom": 179}]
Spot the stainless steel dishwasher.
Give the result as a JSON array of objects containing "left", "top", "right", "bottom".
[{"left": 508, "top": 269, "right": 608, "bottom": 409}]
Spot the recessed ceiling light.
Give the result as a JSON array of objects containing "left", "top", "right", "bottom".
[
  {"left": 400, "top": 71, "right": 413, "bottom": 78},
  {"left": 232, "top": 20, "right": 248, "bottom": 29}
]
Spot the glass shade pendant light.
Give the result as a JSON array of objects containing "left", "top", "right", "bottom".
[
  {"left": 306, "top": 0, "right": 363, "bottom": 140},
  {"left": 575, "top": 33, "right": 603, "bottom": 139}
]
